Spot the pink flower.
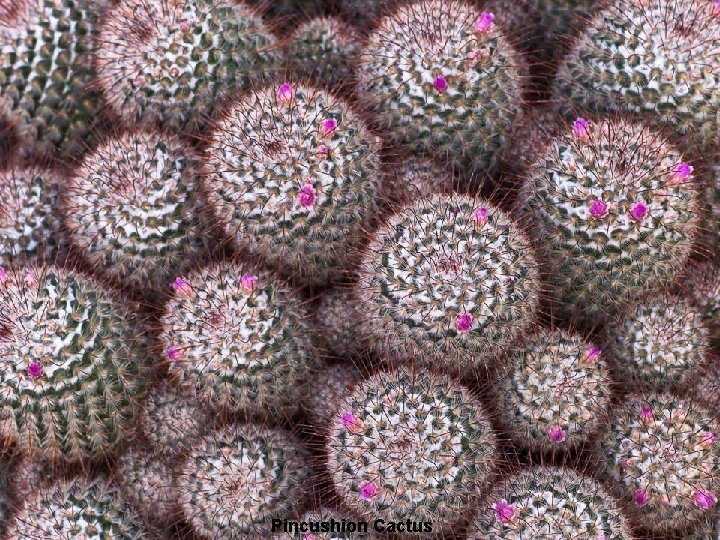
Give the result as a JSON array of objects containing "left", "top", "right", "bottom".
[
  {"left": 298, "top": 183, "right": 317, "bottom": 207},
  {"left": 27, "top": 362, "right": 43, "bottom": 378},
  {"left": 548, "top": 426, "right": 566, "bottom": 443},
  {"left": 715, "top": 0, "right": 720, "bottom": 14},
  {"left": 360, "top": 482, "right": 378, "bottom": 500},
  {"left": 277, "top": 82, "right": 293, "bottom": 103},
  {"left": 166, "top": 347, "right": 184, "bottom": 360},
  {"left": 475, "top": 12, "right": 495, "bottom": 33},
  {"left": 456, "top": 313, "right": 473, "bottom": 332},
  {"left": 319, "top": 118, "right": 338, "bottom": 137},
  {"left": 583, "top": 346, "right": 602, "bottom": 363},
  {"left": 672, "top": 162, "right": 694, "bottom": 184},
  {"left": 240, "top": 273, "right": 257, "bottom": 292},
  {"left": 694, "top": 490, "right": 717, "bottom": 510},
  {"left": 434, "top": 75, "right": 448, "bottom": 93},
  {"left": 629, "top": 201, "right": 648, "bottom": 221},
  {"left": 317, "top": 145, "right": 329, "bottom": 157},
  {"left": 472, "top": 206, "right": 489, "bottom": 227},
  {"left": 634, "top": 489, "right": 649, "bottom": 506},
  {"left": 588, "top": 199, "right": 608, "bottom": 219},
  {"left": 573, "top": 117, "right": 591, "bottom": 139},
  {"left": 303, "top": 535, "right": 315, "bottom": 540},
  {"left": 179, "top": 20, "right": 192, "bottom": 33},
  {"left": 640, "top": 406, "right": 653, "bottom": 422},
  {"left": 172, "top": 277, "right": 192, "bottom": 296},
  {"left": 24, "top": 271, "right": 35, "bottom": 285},
  {"left": 493, "top": 499, "right": 515, "bottom": 523},
  {"left": 700, "top": 431, "right": 718, "bottom": 447},
  {"left": 0, "top": 267, "right": 6, "bottom": 284}
]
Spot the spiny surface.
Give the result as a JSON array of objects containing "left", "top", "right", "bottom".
[
  {"left": 326, "top": 367, "right": 497, "bottom": 537},
  {"left": 681, "top": 263, "right": 720, "bottom": 339},
  {"left": 303, "top": 361, "right": 362, "bottom": 426}
]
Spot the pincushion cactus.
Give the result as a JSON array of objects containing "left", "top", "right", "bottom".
[
  {"left": 519, "top": 116, "right": 702, "bottom": 320},
  {"left": 5, "top": 476, "right": 153, "bottom": 539},
  {"left": 0, "top": 168, "right": 66, "bottom": 268},
  {"left": 555, "top": 0, "right": 720, "bottom": 156},
  {"left": 95, "top": 0, "right": 280, "bottom": 134},
  {"left": 178, "top": 423, "right": 311, "bottom": 538},
  {"left": 355, "top": 0, "right": 526, "bottom": 175},
  {"left": 468, "top": 466, "right": 634, "bottom": 539},
  {"left": 604, "top": 294, "right": 711, "bottom": 391},
  {"left": 326, "top": 367, "right": 498, "bottom": 537},
  {"left": 204, "top": 82, "right": 383, "bottom": 286},
  {"left": 492, "top": 328, "right": 614, "bottom": 451},
  {"left": 598, "top": 393, "right": 720, "bottom": 535},
  {"left": 357, "top": 194, "right": 540, "bottom": 369},
  {"left": 0, "top": 0, "right": 107, "bottom": 165},
  {"left": 159, "top": 263, "right": 320, "bottom": 418},
  {"left": 0, "top": 265, "right": 145, "bottom": 464},
  {"left": 61, "top": 130, "right": 210, "bottom": 296}
]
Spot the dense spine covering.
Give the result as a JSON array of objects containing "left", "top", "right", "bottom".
[
  {"left": 178, "top": 423, "right": 311, "bottom": 538},
  {"left": 204, "top": 82, "right": 383, "bottom": 286},
  {"left": 555, "top": 0, "right": 720, "bottom": 155},
  {"left": 160, "top": 263, "right": 320, "bottom": 417},
  {"left": 95, "top": 0, "right": 280, "bottom": 134},
  {"left": 0, "top": 266, "right": 146, "bottom": 464},
  {"left": 492, "top": 328, "right": 613, "bottom": 451},
  {"left": 468, "top": 466, "right": 634, "bottom": 539},
  {"left": 519, "top": 117, "right": 702, "bottom": 320},
  {"left": 681, "top": 262, "right": 720, "bottom": 340},
  {"left": 357, "top": 194, "right": 539, "bottom": 368},
  {"left": 0, "top": 0, "right": 107, "bottom": 164},
  {"left": 303, "top": 362, "right": 362, "bottom": 425},
  {"left": 355, "top": 0, "right": 525, "bottom": 175},
  {"left": 326, "top": 367, "right": 498, "bottom": 537},
  {"left": 598, "top": 393, "right": 720, "bottom": 535},
  {"left": 604, "top": 294, "right": 711, "bottom": 391},
  {"left": 313, "top": 288, "right": 364, "bottom": 358},
  {"left": 5, "top": 476, "right": 153, "bottom": 539},
  {"left": 62, "top": 131, "right": 209, "bottom": 295},
  {"left": 382, "top": 157, "right": 457, "bottom": 205}
]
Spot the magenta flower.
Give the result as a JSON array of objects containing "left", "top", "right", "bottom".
[
  {"left": 298, "top": 183, "right": 317, "bottom": 207},
  {"left": 0, "top": 267, "right": 6, "bottom": 283},
  {"left": 360, "top": 482, "right": 378, "bottom": 500},
  {"left": 319, "top": 118, "right": 338, "bottom": 137},
  {"left": 456, "top": 313, "right": 473, "bottom": 332},
  {"left": 303, "top": 534, "right": 316, "bottom": 540},
  {"left": 493, "top": 499, "right": 515, "bottom": 523},
  {"left": 341, "top": 413, "right": 358, "bottom": 428},
  {"left": 573, "top": 117, "right": 591, "bottom": 139},
  {"left": 277, "top": 82, "right": 293, "bottom": 103},
  {"left": 629, "top": 201, "right": 648, "bottom": 221},
  {"left": 317, "top": 144, "right": 329, "bottom": 157},
  {"left": 694, "top": 490, "right": 717, "bottom": 510},
  {"left": 172, "top": 277, "right": 192, "bottom": 296},
  {"left": 640, "top": 406, "right": 653, "bottom": 422},
  {"left": 27, "top": 362, "right": 43, "bottom": 379},
  {"left": 240, "top": 273, "right": 257, "bottom": 292},
  {"left": 548, "top": 426, "right": 566, "bottom": 443},
  {"left": 472, "top": 206, "right": 489, "bottom": 226},
  {"left": 588, "top": 199, "right": 609, "bottom": 219},
  {"left": 475, "top": 12, "right": 495, "bottom": 33},
  {"left": 634, "top": 489, "right": 649, "bottom": 506},
  {"left": 715, "top": 0, "right": 720, "bottom": 14},
  {"left": 672, "top": 162, "right": 694, "bottom": 184},
  {"left": 434, "top": 75, "right": 448, "bottom": 93},
  {"left": 166, "top": 347, "right": 184, "bottom": 361},
  {"left": 583, "top": 346, "right": 602, "bottom": 363},
  {"left": 700, "top": 431, "right": 718, "bottom": 447}
]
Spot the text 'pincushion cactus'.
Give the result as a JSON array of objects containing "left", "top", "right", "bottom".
[
  {"left": 179, "top": 423, "right": 311, "bottom": 538},
  {"left": 598, "top": 393, "right": 720, "bottom": 535},
  {"left": 468, "top": 466, "right": 634, "bottom": 539},
  {"left": 160, "top": 263, "right": 320, "bottom": 418},
  {"left": 555, "top": 0, "right": 720, "bottom": 156},
  {"left": 95, "top": 0, "right": 280, "bottom": 134},
  {"left": 519, "top": 116, "right": 702, "bottom": 320},
  {"left": 62, "top": 130, "right": 209, "bottom": 296},
  {"left": 355, "top": 0, "right": 525, "bottom": 175},
  {"left": 492, "top": 328, "right": 613, "bottom": 451},
  {"left": 5, "top": 476, "right": 152, "bottom": 539},
  {"left": 204, "top": 82, "right": 382, "bottom": 286},
  {"left": 0, "top": 266, "right": 145, "bottom": 464},
  {"left": 0, "top": 0, "right": 106, "bottom": 164},
  {"left": 326, "top": 367, "right": 498, "bottom": 537},
  {"left": 357, "top": 194, "right": 539, "bottom": 369}
]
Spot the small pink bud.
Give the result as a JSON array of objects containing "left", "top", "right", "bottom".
[
  {"left": 24, "top": 271, "right": 35, "bottom": 285},
  {"left": 589, "top": 199, "right": 609, "bottom": 219},
  {"left": 472, "top": 206, "right": 489, "bottom": 227},
  {"left": 132, "top": 77, "right": 144, "bottom": 88},
  {"left": 166, "top": 347, "right": 184, "bottom": 360},
  {"left": 700, "top": 431, "right": 718, "bottom": 446},
  {"left": 172, "top": 277, "right": 192, "bottom": 297},
  {"left": 583, "top": 346, "right": 602, "bottom": 363},
  {"left": 0, "top": 267, "right": 7, "bottom": 283},
  {"left": 27, "top": 362, "right": 43, "bottom": 378},
  {"left": 434, "top": 75, "right": 448, "bottom": 93},
  {"left": 277, "top": 82, "right": 294, "bottom": 103},
  {"left": 317, "top": 145, "right": 329, "bottom": 157},
  {"left": 341, "top": 413, "right": 363, "bottom": 432},
  {"left": 694, "top": 490, "right": 717, "bottom": 510},
  {"left": 629, "top": 201, "right": 648, "bottom": 221},
  {"left": 671, "top": 162, "right": 693, "bottom": 184},
  {"left": 634, "top": 489, "right": 649, "bottom": 506},
  {"left": 573, "top": 117, "right": 591, "bottom": 139},
  {"left": 240, "top": 273, "right": 257, "bottom": 292},
  {"left": 360, "top": 482, "right": 378, "bottom": 500},
  {"left": 493, "top": 499, "right": 515, "bottom": 523},
  {"left": 179, "top": 20, "right": 192, "bottom": 33},
  {"left": 475, "top": 12, "right": 495, "bottom": 33},
  {"left": 715, "top": 0, "right": 720, "bottom": 14},
  {"left": 640, "top": 406, "right": 653, "bottom": 422},
  {"left": 303, "top": 535, "right": 315, "bottom": 540},
  {"left": 549, "top": 426, "right": 566, "bottom": 443},
  {"left": 298, "top": 183, "right": 317, "bottom": 207},
  {"left": 319, "top": 118, "right": 338, "bottom": 137},
  {"left": 456, "top": 313, "right": 473, "bottom": 332}
]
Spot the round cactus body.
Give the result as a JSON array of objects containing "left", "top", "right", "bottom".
[
  {"left": 355, "top": 0, "right": 525, "bottom": 175},
  {"left": 555, "top": 0, "right": 720, "bottom": 155},
  {"left": 285, "top": 17, "right": 361, "bottom": 89},
  {"left": 95, "top": 0, "right": 280, "bottom": 134},
  {"left": 519, "top": 117, "right": 702, "bottom": 320},
  {"left": 357, "top": 194, "right": 539, "bottom": 368},
  {"left": 469, "top": 466, "right": 633, "bottom": 539},
  {"left": 605, "top": 294, "right": 711, "bottom": 391},
  {"left": 326, "top": 367, "right": 498, "bottom": 536},
  {"left": 6, "top": 476, "right": 152, "bottom": 539},
  {"left": 598, "top": 393, "right": 720, "bottom": 535},
  {"left": 204, "top": 82, "right": 382, "bottom": 286},
  {"left": 0, "top": 168, "right": 66, "bottom": 268},
  {"left": 62, "top": 131, "right": 209, "bottom": 295},
  {"left": 493, "top": 329, "right": 613, "bottom": 451},
  {"left": 160, "top": 263, "right": 320, "bottom": 417},
  {"left": 0, "top": 266, "right": 146, "bottom": 464},
  {"left": 179, "top": 423, "right": 311, "bottom": 538},
  {"left": 0, "top": 0, "right": 107, "bottom": 165}
]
